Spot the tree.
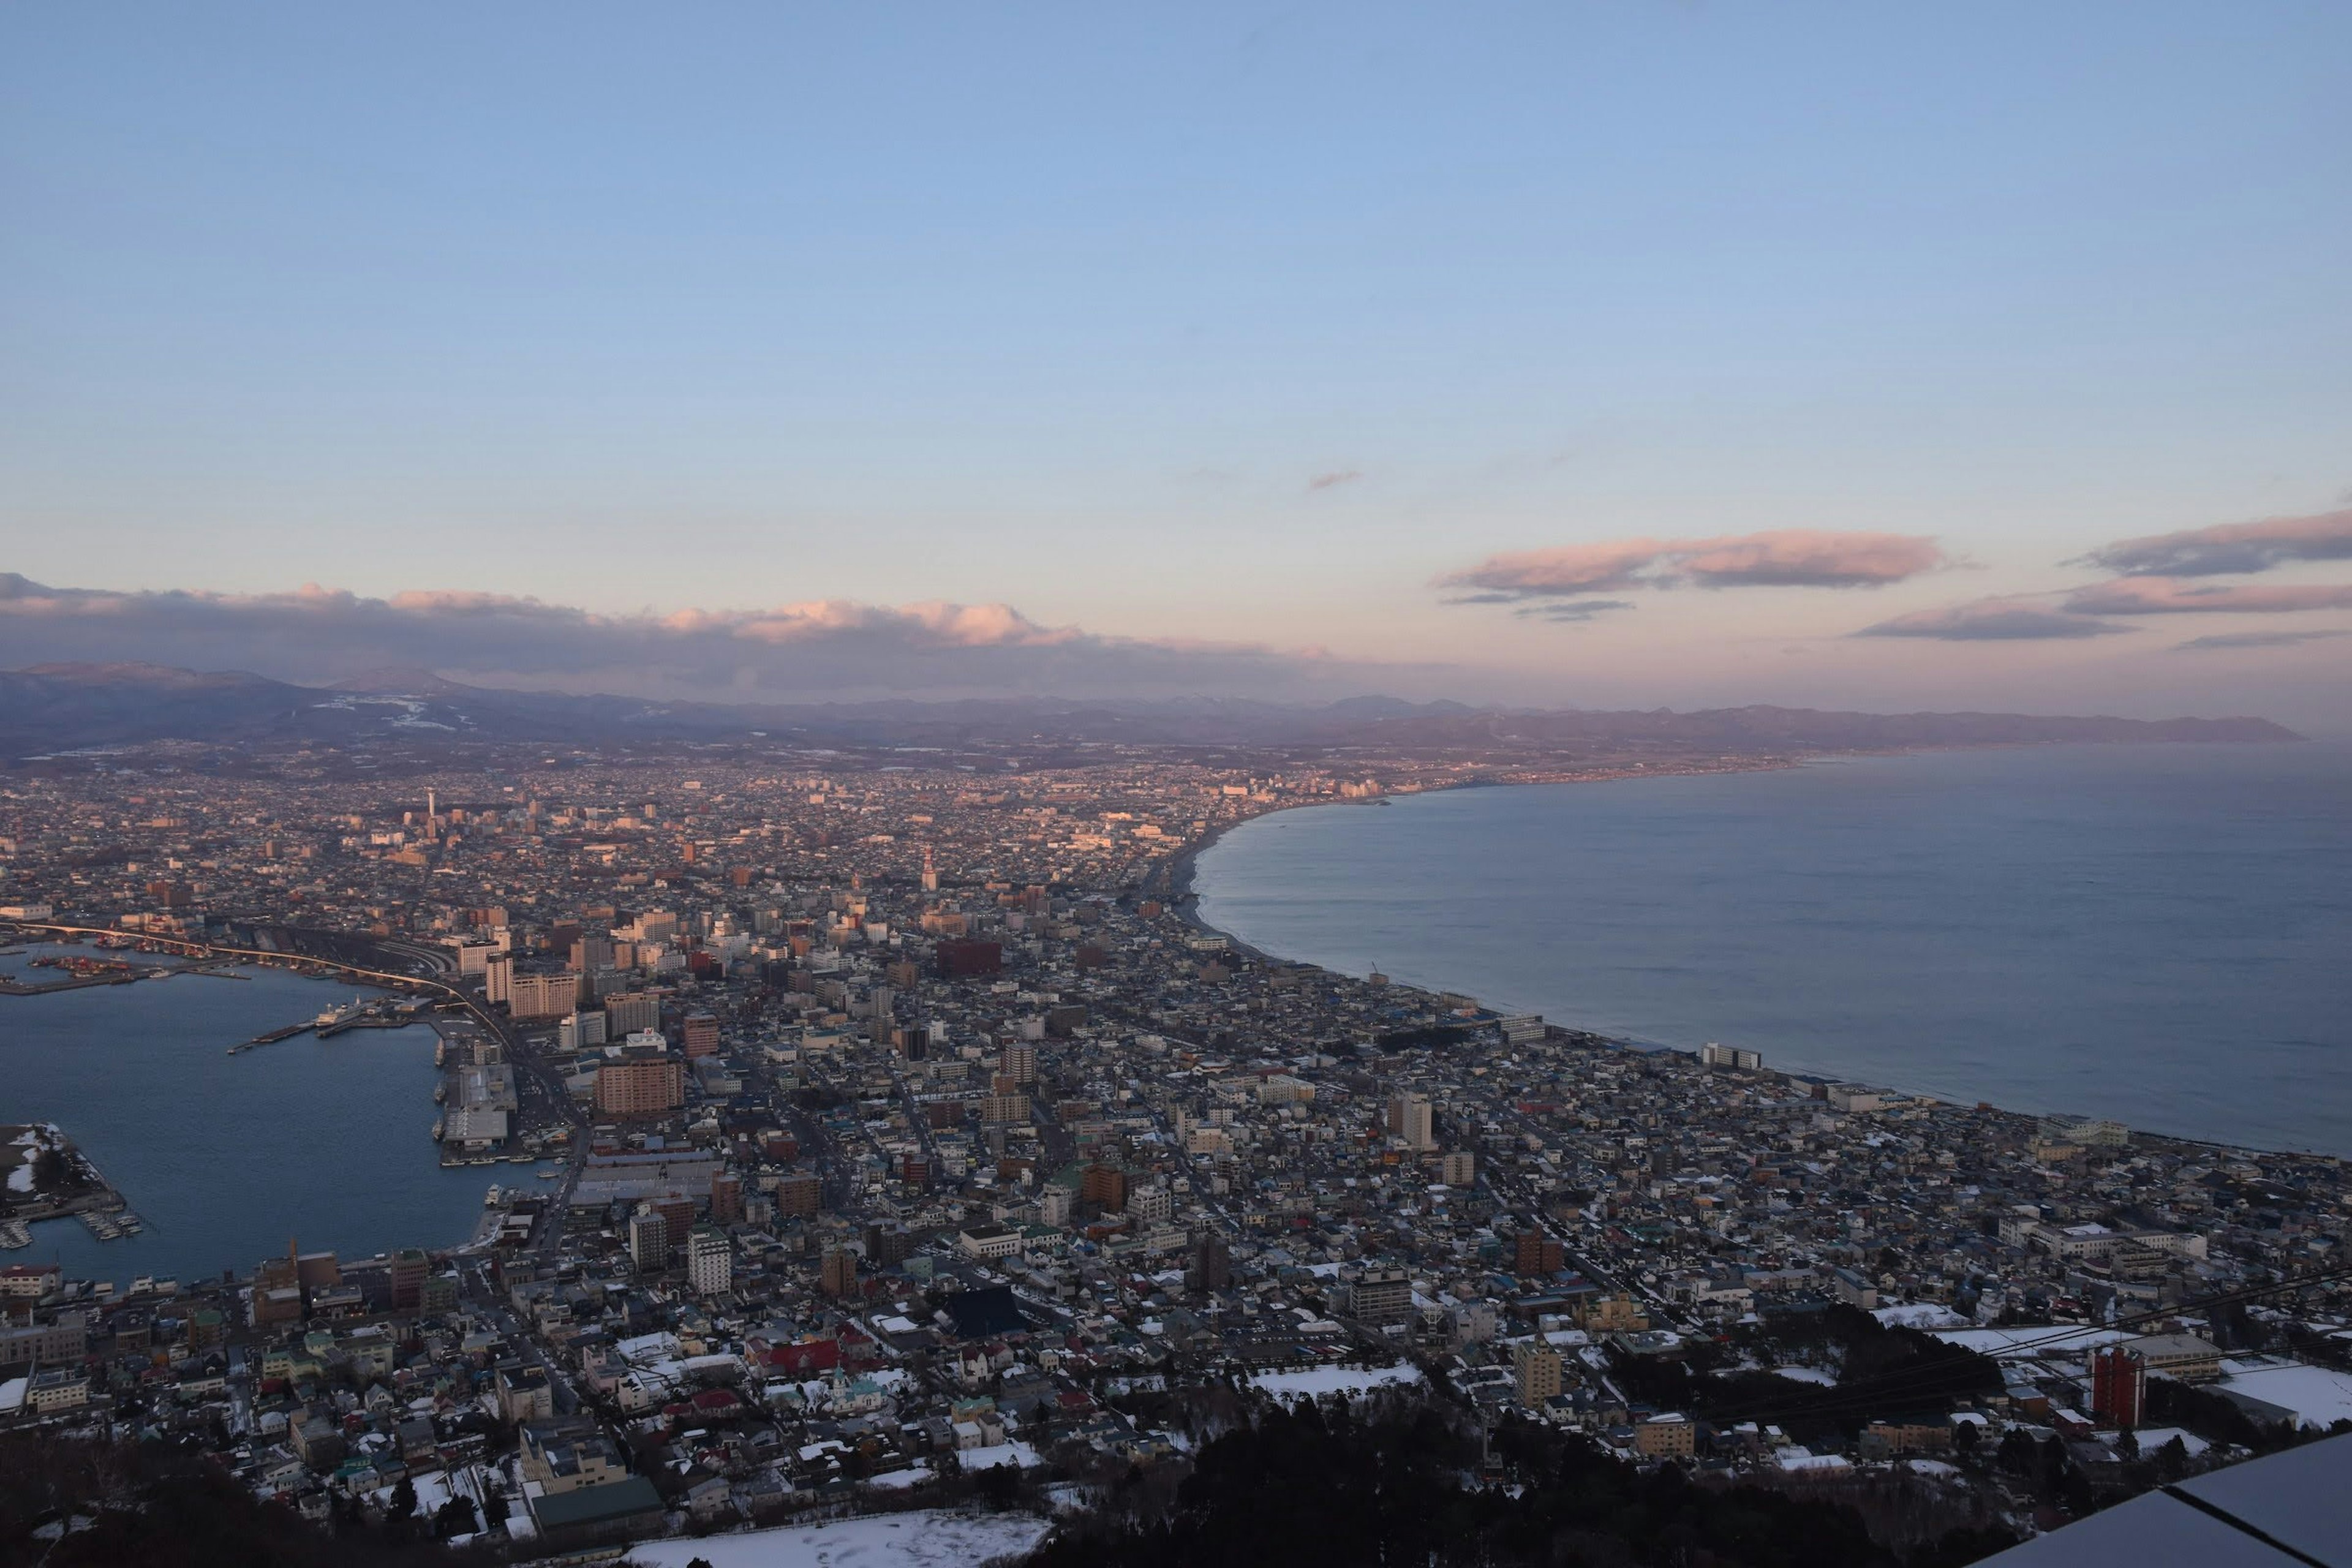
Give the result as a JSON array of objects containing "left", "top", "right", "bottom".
[
  {"left": 388, "top": 1477, "right": 418, "bottom": 1520},
  {"left": 976, "top": 1462, "right": 1021, "bottom": 1510},
  {"left": 434, "top": 1495, "right": 478, "bottom": 1539}
]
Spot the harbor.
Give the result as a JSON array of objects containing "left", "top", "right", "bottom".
[
  {"left": 1, "top": 1121, "right": 135, "bottom": 1248},
  {"left": 0, "top": 950, "right": 253, "bottom": 995},
  {"left": 0, "top": 946, "right": 502, "bottom": 1284},
  {"left": 227, "top": 992, "right": 435, "bottom": 1053}
]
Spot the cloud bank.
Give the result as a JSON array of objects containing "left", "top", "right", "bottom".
[
  {"left": 2060, "top": 578, "right": 2352, "bottom": 616},
  {"left": 1441, "top": 529, "right": 1950, "bottom": 608},
  {"left": 1856, "top": 597, "right": 2132, "bottom": 641},
  {"left": 1862, "top": 504, "right": 2352, "bottom": 642},
  {"left": 2077, "top": 508, "right": 2352, "bottom": 577},
  {"left": 0, "top": 574, "right": 1418, "bottom": 701},
  {"left": 2172, "top": 629, "right": 2352, "bottom": 653}
]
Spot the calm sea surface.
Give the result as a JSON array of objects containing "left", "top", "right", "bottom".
[
  {"left": 1194, "top": 744, "right": 2352, "bottom": 1156},
  {"left": 1, "top": 949, "right": 500, "bottom": 1285}
]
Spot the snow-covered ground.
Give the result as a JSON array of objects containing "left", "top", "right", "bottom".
[
  {"left": 1250, "top": 1363, "right": 1426, "bottom": 1400},
  {"left": 863, "top": 1464, "right": 935, "bottom": 1491},
  {"left": 1773, "top": 1366, "right": 1835, "bottom": 1386},
  {"left": 1873, "top": 1304, "right": 1967, "bottom": 1330},
  {"left": 620, "top": 1510, "right": 1050, "bottom": 1568},
  {"left": 1775, "top": 1447, "right": 1852, "bottom": 1474},
  {"left": 2214, "top": 1359, "right": 2352, "bottom": 1428},
  {"left": 1929, "top": 1325, "right": 2130, "bottom": 1359},
  {"left": 957, "top": 1440, "right": 1044, "bottom": 1472}
]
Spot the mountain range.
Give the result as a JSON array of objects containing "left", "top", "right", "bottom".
[{"left": 0, "top": 661, "right": 2304, "bottom": 760}]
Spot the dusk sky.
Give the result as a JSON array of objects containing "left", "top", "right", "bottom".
[{"left": 4, "top": 3, "right": 2348, "bottom": 722}]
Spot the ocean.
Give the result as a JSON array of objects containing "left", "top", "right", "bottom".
[
  {"left": 1193, "top": 742, "right": 2352, "bottom": 1156},
  {"left": 1, "top": 949, "right": 503, "bottom": 1285}
]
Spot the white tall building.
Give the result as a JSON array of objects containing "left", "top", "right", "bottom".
[
  {"left": 688, "top": 1226, "right": 732, "bottom": 1296},
  {"left": 1390, "top": 1091, "right": 1436, "bottom": 1153}
]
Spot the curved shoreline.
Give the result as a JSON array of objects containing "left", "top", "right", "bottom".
[{"left": 1167, "top": 761, "right": 2346, "bottom": 1163}]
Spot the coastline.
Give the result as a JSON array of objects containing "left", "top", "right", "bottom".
[
  {"left": 1, "top": 943, "right": 497, "bottom": 1284},
  {"left": 1166, "top": 755, "right": 2347, "bottom": 1164}
]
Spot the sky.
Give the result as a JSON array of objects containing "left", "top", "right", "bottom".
[{"left": 2, "top": 2, "right": 2348, "bottom": 722}]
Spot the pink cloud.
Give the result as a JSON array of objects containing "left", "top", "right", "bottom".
[
  {"left": 1440, "top": 529, "right": 1950, "bottom": 603},
  {"left": 0, "top": 573, "right": 1412, "bottom": 699}
]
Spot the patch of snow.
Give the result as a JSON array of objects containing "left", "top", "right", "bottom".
[
  {"left": 2213, "top": 1360, "right": 2352, "bottom": 1429},
  {"left": 1775, "top": 1447, "right": 1852, "bottom": 1473},
  {"left": 959, "top": 1439, "right": 1044, "bottom": 1471},
  {"left": 1929, "top": 1325, "right": 2130, "bottom": 1359},
  {"left": 1873, "top": 1303, "right": 1967, "bottom": 1330},
  {"left": 1250, "top": 1363, "right": 1425, "bottom": 1400},
  {"left": 620, "top": 1508, "right": 1050, "bottom": 1568},
  {"left": 864, "top": 1464, "right": 934, "bottom": 1490},
  {"left": 1773, "top": 1366, "right": 1835, "bottom": 1385}
]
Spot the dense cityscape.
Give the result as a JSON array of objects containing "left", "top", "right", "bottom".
[{"left": 1, "top": 738, "right": 2346, "bottom": 1564}]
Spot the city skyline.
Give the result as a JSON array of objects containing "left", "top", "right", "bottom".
[{"left": 5, "top": 4, "right": 2350, "bottom": 723}]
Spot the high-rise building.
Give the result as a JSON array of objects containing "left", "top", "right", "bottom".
[
  {"left": 1515, "top": 1230, "right": 1564, "bottom": 1276},
  {"left": 389, "top": 1248, "right": 428, "bottom": 1313},
  {"left": 1001, "top": 1043, "right": 1037, "bottom": 1084},
  {"left": 605, "top": 992, "right": 661, "bottom": 1036},
  {"left": 820, "top": 1246, "right": 859, "bottom": 1298},
  {"left": 935, "top": 939, "right": 1002, "bottom": 978},
  {"left": 627, "top": 1210, "right": 669, "bottom": 1271},
  {"left": 1389, "top": 1092, "right": 1436, "bottom": 1152},
  {"left": 687, "top": 1227, "right": 732, "bottom": 1296},
  {"left": 2091, "top": 1346, "right": 2146, "bottom": 1428},
  {"left": 595, "top": 1045, "right": 684, "bottom": 1117},
  {"left": 1191, "top": 1232, "right": 1232, "bottom": 1293},
  {"left": 1349, "top": 1267, "right": 1413, "bottom": 1326},
  {"left": 709, "top": 1170, "right": 745, "bottom": 1226},
  {"left": 559, "top": 1010, "right": 608, "bottom": 1051},
  {"left": 1079, "top": 1164, "right": 1127, "bottom": 1211},
  {"left": 681, "top": 1011, "right": 720, "bottom": 1058},
  {"left": 1440, "top": 1151, "right": 1476, "bottom": 1186},
  {"left": 1513, "top": 1340, "right": 1564, "bottom": 1406},
  {"left": 774, "top": 1173, "right": 823, "bottom": 1216},
  {"left": 509, "top": 970, "right": 581, "bottom": 1021}
]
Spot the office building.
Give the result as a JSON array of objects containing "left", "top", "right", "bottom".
[
  {"left": 627, "top": 1210, "right": 669, "bottom": 1272},
  {"left": 1513, "top": 1340, "right": 1564, "bottom": 1406},
  {"left": 1389, "top": 1092, "right": 1436, "bottom": 1152},
  {"left": 595, "top": 1044, "right": 684, "bottom": 1117},
  {"left": 687, "top": 1226, "right": 731, "bottom": 1295}
]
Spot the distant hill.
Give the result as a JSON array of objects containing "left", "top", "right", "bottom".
[{"left": 0, "top": 661, "right": 2304, "bottom": 758}]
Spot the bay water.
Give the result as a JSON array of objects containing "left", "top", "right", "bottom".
[
  {"left": 1194, "top": 743, "right": 2352, "bottom": 1156},
  {"left": 1, "top": 948, "right": 499, "bottom": 1286}
]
